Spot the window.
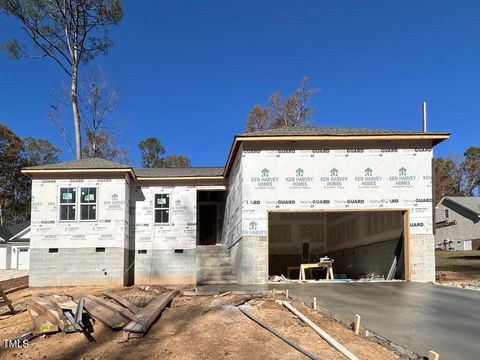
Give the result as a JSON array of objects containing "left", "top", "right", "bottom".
[
  {"left": 80, "top": 187, "right": 97, "bottom": 221},
  {"left": 444, "top": 209, "right": 450, "bottom": 219},
  {"left": 59, "top": 187, "right": 76, "bottom": 221},
  {"left": 154, "top": 193, "right": 170, "bottom": 224}
]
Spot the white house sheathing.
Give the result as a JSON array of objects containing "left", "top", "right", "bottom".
[
  {"left": 22, "top": 129, "right": 449, "bottom": 287},
  {"left": 221, "top": 141, "right": 435, "bottom": 283}
]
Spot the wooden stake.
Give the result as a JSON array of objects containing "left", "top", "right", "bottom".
[
  {"left": 285, "top": 290, "right": 289, "bottom": 299},
  {"left": 354, "top": 314, "right": 361, "bottom": 335},
  {"left": 428, "top": 351, "right": 439, "bottom": 360},
  {"left": 365, "top": 330, "right": 369, "bottom": 337},
  {"left": 313, "top": 297, "right": 317, "bottom": 310}
]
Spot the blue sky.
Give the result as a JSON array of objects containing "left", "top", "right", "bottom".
[{"left": 1, "top": 1, "right": 479, "bottom": 167}]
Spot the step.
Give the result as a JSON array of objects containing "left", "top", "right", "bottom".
[
  {"left": 197, "top": 270, "right": 235, "bottom": 277},
  {"left": 197, "top": 280, "right": 238, "bottom": 285},
  {"left": 196, "top": 259, "right": 233, "bottom": 266},
  {"left": 196, "top": 247, "right": 230, "bottom": 253},
  {"left": 197, "top": 274, "right": 237, "bottom": 281}
]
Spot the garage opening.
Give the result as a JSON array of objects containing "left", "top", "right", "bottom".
[{"left": 268, "top": 210, "right": 408, "bottom": 281}]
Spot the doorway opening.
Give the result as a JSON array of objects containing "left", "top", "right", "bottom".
[{"left": 197, "top": 190, "right": 226, "bottom": 245}]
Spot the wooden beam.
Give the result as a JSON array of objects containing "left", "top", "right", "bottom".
[
  {"left": 102, "top": 291, "right": 140, "bottom": 314},
  {"left": 279, "top": 301, "right": 359, "bottom": 360},
  {"left": 82, "top": 298, "right": 128, "bottom": 330},
  {"left": 86, "top": 295, "right": 136, "bottom": 320},
  {"left": 28, "top": 307, "right": 59, "bottom": 335},
  {"left": 30, "top": 299, "right": 75, "bottom": 333},
  {"left": 124, "top": 290, "right": 180, "bottom": 333}
]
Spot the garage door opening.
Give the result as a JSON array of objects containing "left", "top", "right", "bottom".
[{"left": 268, "top": 210, "right": 409, "bottom": 281}]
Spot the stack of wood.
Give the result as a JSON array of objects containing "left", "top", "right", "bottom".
[
  {"left": 28, "top": 295, "right": 94, "bottom": 338},
  {"left": 26, "top": 290, "right": 180, "bottom": 340}
]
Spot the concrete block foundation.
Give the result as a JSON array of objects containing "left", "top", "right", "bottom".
[
  {"left": 29, "top": 247, "right": 127, "bottom": 287},
  {"left": 134, "top": 249, "right": 196, "bottom": 284},
  {"left": 230, "top": 236, "right": 268, "bottom": 284}
]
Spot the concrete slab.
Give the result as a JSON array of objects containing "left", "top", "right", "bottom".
[{"left": 198, "top": 282, "right": 480, "bottom": 360}]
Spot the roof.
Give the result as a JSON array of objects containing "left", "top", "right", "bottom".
[
  {"left": 0, "top": 227, "right": 11, "bottom": 241},
  {"left": 443, "top": 197, "right": 480, "bottom": 216},
  {"left": 135, "top": 167, "right": 224, "bottom": 178},
  {"left": 21, "top": 126, "right": 450, "bottom": 181},
  {"left": 22, "top": 158, "right": 131, "bottom": 170},
  {"left": 8, "top": 220, "right": 30, "bottom": 237},
  {"left": 242, "top": 126, "right": 449, "bottom": 137}
]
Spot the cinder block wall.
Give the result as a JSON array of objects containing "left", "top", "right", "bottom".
[
  {"left": 231, "top": 236, "right": 268, "bottom": 284},
  {"left": 134, "top": 249, "right": 196, "bottom": 284},
  {"left": 409, "top": 234, "right": 435, "bottom": 282},
  {"left": 29, "top": 247, "right": 126, "bottom": 287}
]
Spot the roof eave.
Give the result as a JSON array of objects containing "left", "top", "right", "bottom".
[
  {"left": 21, "top": 167, "right": 136, "bottom": 179},
  {"left": 136, "top": 176, "right": 224, "bottom": 181}
]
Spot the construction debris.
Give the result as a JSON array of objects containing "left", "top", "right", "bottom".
[
  {"left": 103, "top": 291, "right": 141, "bottom": 314},
  {"left": 279, "top": 300, "right": 360, "bottom": 360},
  {"left": 82, "top": 297, "right": 128, "bottom": 330},
  {"left": 0, "top": 286, "right": 15, "bottom": 313},
  {"left": 239, "top": 305, "right": 319, "bottom": 360},
  {"left": 123, "top": 290, "right": 180, "bottom": 334}
]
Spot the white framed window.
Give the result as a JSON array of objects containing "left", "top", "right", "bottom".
[
  {"left": 80, "top": 187, "right": 97, "bottom": 221},
  {"left": 154, "top": 193, "right": 170, "bottom": 224},
  {"left": 444, "top": 209, "right": 449, "bottom": 219},
  {"left": 59, "top": 187, "right": 77, "bottom": 221}
]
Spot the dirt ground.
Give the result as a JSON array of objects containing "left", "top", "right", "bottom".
[
  {"left": 0, "top": 285, "right": 402, "bottom": 360},
  {"left": 436, "top": 250, "right": 480, "bottom": 289}
]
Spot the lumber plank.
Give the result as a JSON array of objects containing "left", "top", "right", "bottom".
[
  {"left": 82, "top": 297, "right": 128, "bottom": 330},
  {"left": 124, "top": 290, "right": 180, "bottom": 333},
  {"left": 30, "top": 299, "right": 76, "bottom": 333},
  {"left": 86, "top": 295, "right": 136, "bottom": 320},
  {"left": 279, "top": 301, "right": 359, "bottom": 360},
  {"left": 102, "top": 291, "right": 140, "bottom": 314},
  {"left": 28, "top": 307, "right": 59, "bottom": 335}
]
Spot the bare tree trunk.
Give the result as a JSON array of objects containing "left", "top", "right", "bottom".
[{"left": 71, "top": 65, "right": 82, "bottom": 160}]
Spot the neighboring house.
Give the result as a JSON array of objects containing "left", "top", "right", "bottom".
[
  {"left": 0, "top": 221, "right": 31, "bottom": 270},
  {"left": 21, "top": 127, "right": 449, "bottom": 287},
  {"left": 435, "top": 197, "right": 480, "bottom": 251}
]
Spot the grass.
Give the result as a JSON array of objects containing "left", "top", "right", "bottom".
[{"left": 435, "top": 250, "right": 480, "bottom": 273}]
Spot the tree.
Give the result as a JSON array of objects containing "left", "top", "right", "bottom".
[
  {"left": 83, "top": 130, "right": 126, "bottom": 162},
  {"left": 79, "top": 71, "right": 126, "bottom": 162},
  {"left": 138, "top": 137, "right": 191, "bottom": 168},
  {"left": 23, "top": 137, "right": 60, "bottom": 166},
  {"left": 0, "top": 125, "right": 60, "bottom": 226},
  {"left": 461, "top": 147, "right": 480, "bottom": 196},
  {"left": 0, "top": 0, "right": 123, "bottom": 160},
  {"left": 49, "top": 70, "right": 127, "bottom": 162},
  {"left": 0, "top": 124, "right": 24, "bottom": 225},
  {"left": 138, "top": 137, "right": 165, "bottom": 168},
  {"left": 433, "top": 157, "right": 462, "bottom": 204},
  {"left": 163, "top": 155, "right": 191, "bottom": 168},
  {"left": 245, "top": 77, "right": 317, "bottom": 133}
]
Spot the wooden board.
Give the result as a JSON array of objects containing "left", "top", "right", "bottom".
[
  {"left": 82, "top": 298, "right": 128, "bottom": 330},
  {"left": 124, "top": 290, "right": 180, "bottom": 333},
  {"left": 28, "top": 307, "right": 59, "bottom": 335},
  {"left": 30, "top": 299, "right": 76, "bottom": 333},
  {"left": 102, "top": 291, "right": 140, "bottom": 314},
  {"left": 85, "top": 295, "right": 136, "bottom": 320}
]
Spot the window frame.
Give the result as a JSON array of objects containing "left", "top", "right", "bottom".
[
  {"left": 58, "top": 187, "right": 77, "bottom": 222},
  {"left": 79, "top": 186, "right": 98, "bottom": 222},
  {"left": 154, "top": 193, "right": 170, "bottom": 225}
]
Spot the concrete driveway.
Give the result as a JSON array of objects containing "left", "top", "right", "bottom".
[{"left": 199, "top": 282, "right": 480, "bottom": 360}]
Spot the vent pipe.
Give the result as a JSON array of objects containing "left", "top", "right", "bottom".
[{"left": 422, "top": 101, "right": 427, "bottom": 132}]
